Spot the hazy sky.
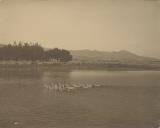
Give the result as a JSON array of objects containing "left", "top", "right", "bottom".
[{"left": 0, "top": 0, "right": 159, "bottom": 58}]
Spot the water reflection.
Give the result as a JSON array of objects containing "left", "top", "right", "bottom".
[
  {"left": 0, "top": 70, "right": 41, "bottom": 78},
  {"left": 0, "top": 69, "right": 160, "bottom": 128}
]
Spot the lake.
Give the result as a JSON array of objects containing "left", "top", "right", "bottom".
[{"left": 0, "top": 69, "right": 160, "bottom": 128}]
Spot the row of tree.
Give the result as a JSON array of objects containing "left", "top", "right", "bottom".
[{"left": 0, "top": 42, "right": 72, "bottom": 62}]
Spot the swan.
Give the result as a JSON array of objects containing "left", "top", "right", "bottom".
[
  {"left": 54, "top": 84, "right": 59, "bottom": 90},
  {"left": 83, "top": 84, "right": 92, "bottom": 88},
  {"left": 65, "top": 84, "right": 75, "bottom": 90},
  {"left": 72, "top": 83, "right": 82, "bottom": 88},
  {"left": 14, "top": 122, "right": 20, "bottom": 125},
  {"left": 94, "top": 84, "right": 101, "bottom": 87}
]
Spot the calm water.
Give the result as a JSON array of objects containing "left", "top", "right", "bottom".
[{"left": 0, "top": 69, "right": 160, "bottom": 128}]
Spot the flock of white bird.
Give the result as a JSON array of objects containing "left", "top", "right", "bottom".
[{"left": 43, "top": 82, "right": 101, "bottom": 91}]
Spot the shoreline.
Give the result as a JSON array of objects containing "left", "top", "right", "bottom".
[{"left": 0, "top": 61, "right": 159, "bottom": 71}]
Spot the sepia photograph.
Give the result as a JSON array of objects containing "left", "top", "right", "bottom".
[{"left": 0, "top": 0, "right": 160, "bottom": 128}]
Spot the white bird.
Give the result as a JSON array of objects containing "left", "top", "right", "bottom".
[
  {"left": 14, "top": 122, "right": 20, "bottom": 125},
  {"left": 66, "top": 86, "right": 75, "bottom": 90},
  {"left": 94, "top": 84, "right": 101, "bottom": 87},
  {"left": 65, "top": 84, "right": 75, "bottom": 90},
  {"left": 78, "top": 83, "right": 84, "bottom": 88},
  {"left": 54, "top": 84, "right": 59, "bottom": 90},
  {"left": 82, "top": 84, "right": 92, "bottom": 88},
  {"left": 72, "top": 83, "right": 81, "bottom": 88}
]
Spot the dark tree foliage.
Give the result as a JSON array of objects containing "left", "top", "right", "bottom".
[
  {"left": 45, "top": 48, "right": 72, "bottom": 62},
  {"left": 0, "top": 42, "right": 72, "bottom": 62}
]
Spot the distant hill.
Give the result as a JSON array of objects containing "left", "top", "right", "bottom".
[
  {"left": 70, "top": 50, "right": 159, "bottom": 64},
  {"left": 0, "top": 43, "right": 158, "bottom": 65}
]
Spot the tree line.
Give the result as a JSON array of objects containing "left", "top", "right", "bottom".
[{"left": 0, "top": 42, "right": 72, "bottom": 62}]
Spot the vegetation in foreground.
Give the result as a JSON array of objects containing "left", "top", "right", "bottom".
[{"left": 0, "top": 42, "right": 72, "bottom": 62}]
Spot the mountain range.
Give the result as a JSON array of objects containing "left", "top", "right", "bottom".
[{"left": 70, "top": 50, "right": 159, "bottom": 64}]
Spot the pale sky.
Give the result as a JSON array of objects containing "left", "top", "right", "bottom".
[{"left": 0, "top": 0, "right": 159, "bottom": 58}]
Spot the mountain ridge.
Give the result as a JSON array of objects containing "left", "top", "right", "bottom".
[{"left": 70, "top": 49, "right": 159, "bottom": 64}]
